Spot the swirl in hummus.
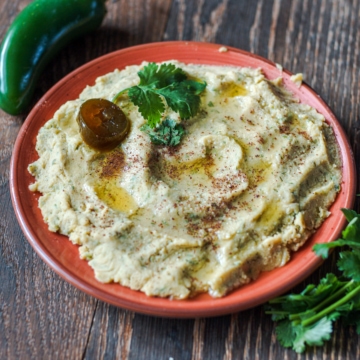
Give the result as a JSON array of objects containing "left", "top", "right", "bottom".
[{"left": 28, "top": 62, "right": 342, "bottom": 299}]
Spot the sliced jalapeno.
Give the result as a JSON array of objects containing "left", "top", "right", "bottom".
[{"left": 77, "top": 98, "right": 130, "bottom": 151}]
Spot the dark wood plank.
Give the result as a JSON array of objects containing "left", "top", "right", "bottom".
[
  {"left": 82, "top": 303, "right": 135, "bottom": 359},
  {"left": 129, "top": 316, "right": 194, "bottom": 360},
  {"left": 1, "top": 0, "right": 360, "bottom": 359}
]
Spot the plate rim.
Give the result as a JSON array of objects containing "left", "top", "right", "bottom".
[{"left": 10, "top": 41, "right": 357, "bottom": 318}]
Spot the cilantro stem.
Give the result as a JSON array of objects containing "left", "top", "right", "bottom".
[
  {"left": 268, "top": 296, "right": 293, "bottom": 304},
  {"left": 288, "top": 280, "right": 353, "bottom": 321},
  {"left": 300, "top": 283, "right": 360, "bottom": 327},
  {"left": 112, "top": 88, "right": 129, "bottom": 103},
  {"left": 264, "top": 310, "right": 291, "bottom": 316}
]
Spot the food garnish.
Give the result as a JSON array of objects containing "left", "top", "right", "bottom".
[
  {"left": 266, "top": 208, "right": 360, "bottom": 353},
  {"left": 0, "top": 0, "right": 107, "bottom": 115},
  {"left": 113, "top": 62, "right": 206, "bottom": 145},
  {"left": 140, "top": 119, "right": 185, "bottom": 146},
  {"left": 77, "top": 98, "right": 129, "bottom": 151}
]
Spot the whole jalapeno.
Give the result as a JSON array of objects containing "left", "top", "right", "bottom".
[{"left": 0, "top": 0, "right": 107, "bottom": 115}]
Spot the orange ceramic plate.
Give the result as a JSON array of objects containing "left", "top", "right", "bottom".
[{"left": 10, "top": 42, "right": 356, "bottom": 318}]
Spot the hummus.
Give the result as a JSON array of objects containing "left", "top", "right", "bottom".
[{"left": 28, "top": 61, "right": 342, "bottom": 299}]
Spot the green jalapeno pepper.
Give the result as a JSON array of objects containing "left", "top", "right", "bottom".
[{"left": 0, "top": 0, "right": 107, "bottom": 115}]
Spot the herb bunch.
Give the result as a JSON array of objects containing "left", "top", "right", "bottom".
[
  {"left": 141, "top": 119, "right": 185, "bottom": 147},
  {"left": 266, "top": 208, "right": 360, "bottom": 353},
  {"left": 113, "top": 62, "right": 206, "bottom": 145}
]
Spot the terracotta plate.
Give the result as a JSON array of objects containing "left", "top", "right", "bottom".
[{"left": 10, "top": 41, "right": 356, "bottom": 318}]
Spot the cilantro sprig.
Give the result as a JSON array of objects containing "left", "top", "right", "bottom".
[
  {"left": 266, "top": 209, "right": 360, "bottom": 353},
  {"left": 141, "top": 119, "right": 185, "bottom": 146},
  {"left": 112, "top": 63, "right": 206, "bottom": 139}
]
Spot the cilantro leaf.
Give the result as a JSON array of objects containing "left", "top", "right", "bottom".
[
  {"left": 113, "top": 62, "right": 206, "bottom": 129},
  {"left": 313, "top": 240, "right": 359, "bottom": 259},
  {"left": 128, "top": 86, "right": 165, "bottom": 127},
  {"left": 275, "top": 319, "right": 297, "bottom": 348},
  {"left": 342, "top": 216, "right": 360, "bottom": 241},
  {"left": 313, "top": 210, "right": 360, "bottom": 259},
  {"left": 337, "top": 250, "right": 360, "bottom": 281},
  {"left": 312, "top": 243, "right": 333, "bottom": 259},
  {"left": 292, "top": 317, "right": 332, "bottom": 353},
  {"left": 159, "top": 81, "right": 205, "bottom": 120},
  {"left": 141, "top": 118, "right": 185, "bottom": 146},
  {"left": 275, "top": 317, "right": 333, "bottom": 353},
  {"left": 137, "top": 62, "right": 187, "bottom": 88},
  {"left": 342, "top": 208, "right": 359, "bottom": 222},
  {"left": 314, "top": 239, "right": 360, "bottom": 259},
  {"left": 327, "top": 311, "right": 342, "bottom": 322}
]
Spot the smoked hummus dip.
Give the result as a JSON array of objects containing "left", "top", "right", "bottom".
[{"left": 28, "top": 61, "right": 342, "bottom": 299}]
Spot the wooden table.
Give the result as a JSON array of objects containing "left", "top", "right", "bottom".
[{"left": 1, "top": 0, "right": 359, "bottom": 358}]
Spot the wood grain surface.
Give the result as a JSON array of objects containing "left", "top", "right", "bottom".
[{"left": 1, "top": 0, "right": 359, "bottom": 359}]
